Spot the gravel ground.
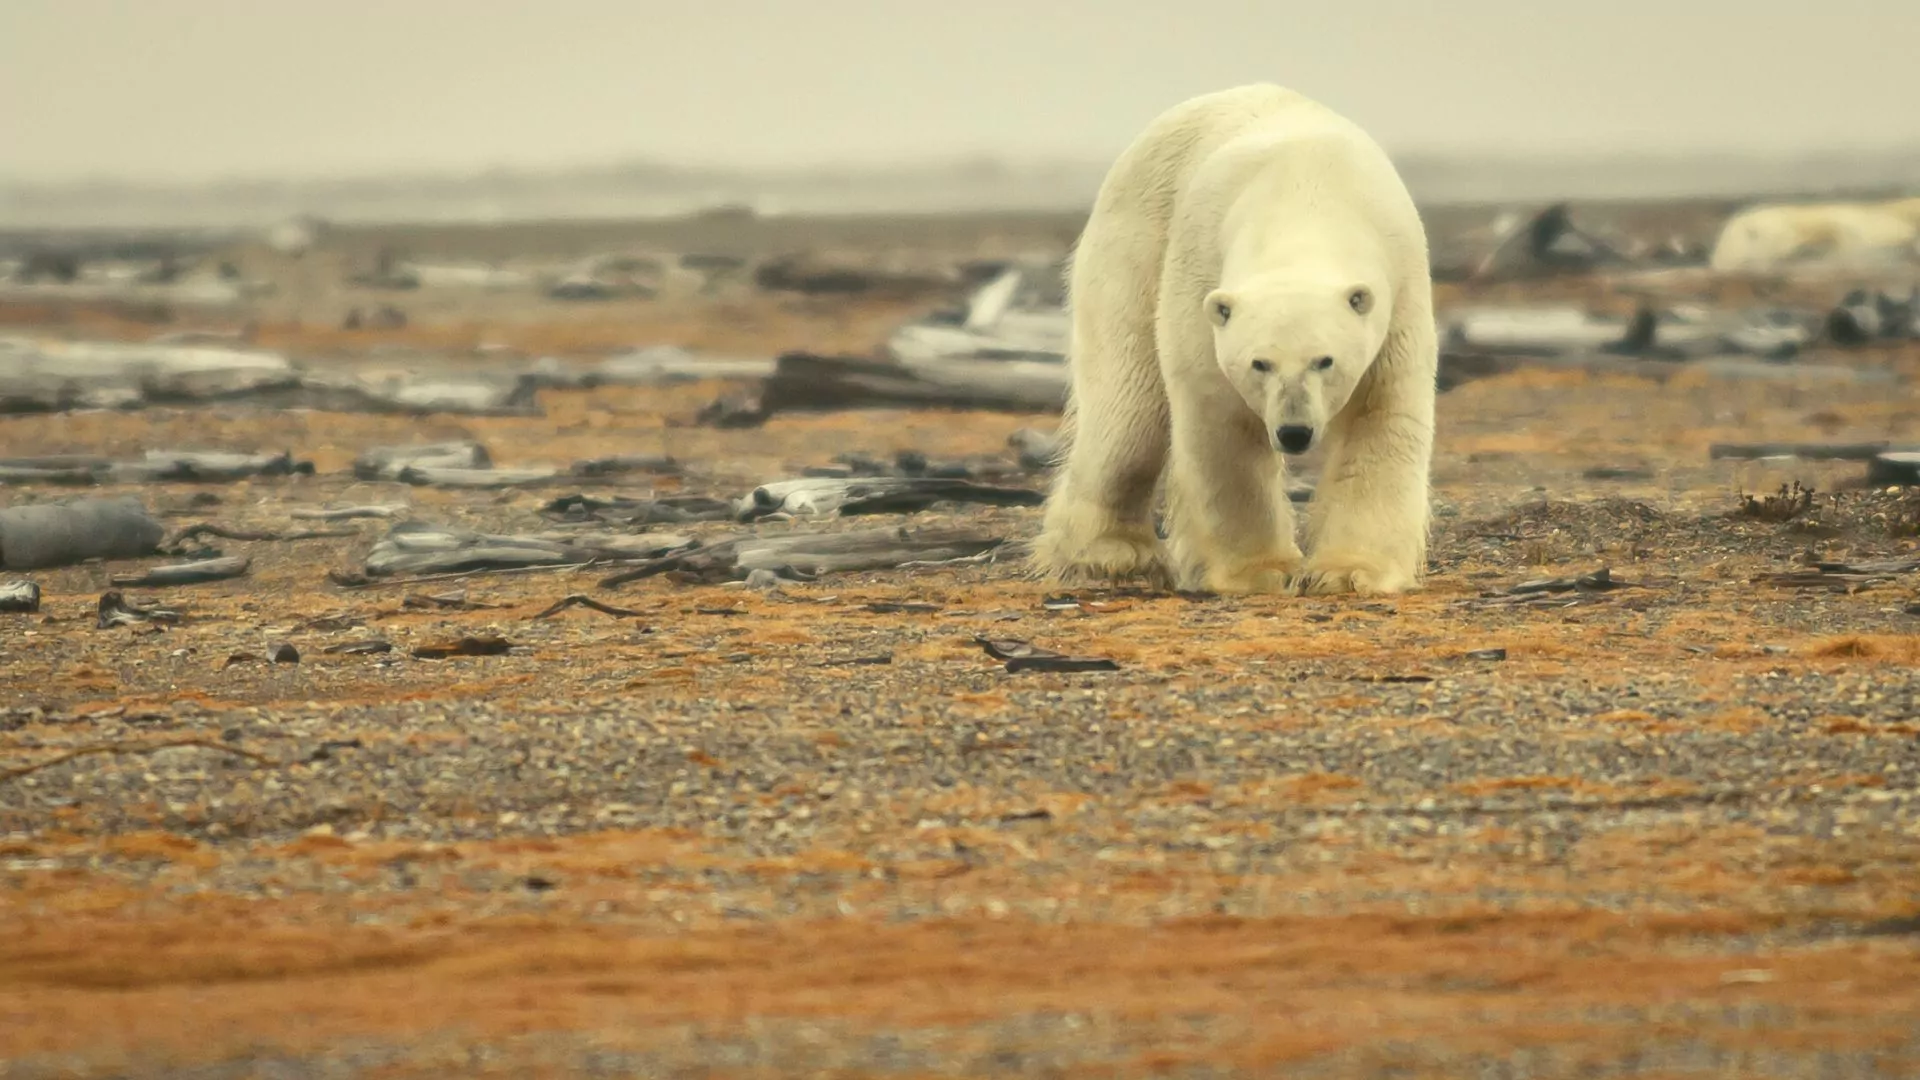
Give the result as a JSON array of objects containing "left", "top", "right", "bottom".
[{"left": 3, "top": 221, "right": 1920, "bottom": 1076}]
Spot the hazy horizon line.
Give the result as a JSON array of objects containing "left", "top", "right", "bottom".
[{"left": 10, "top": 140, "right": 1920, "bottom": 191}]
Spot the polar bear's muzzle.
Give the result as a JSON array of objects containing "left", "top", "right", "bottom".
[{"left": 1273, "top": 424, "right": 1316, "bottom": 455}]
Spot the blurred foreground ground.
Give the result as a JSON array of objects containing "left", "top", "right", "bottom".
[{"left": 2, "top": 202, "right": 1919, "bottom": 1078}]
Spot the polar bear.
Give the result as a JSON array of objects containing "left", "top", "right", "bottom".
[
  {"left": 1030, "top": 83, "right": 1437, "bottom": 597},
  {"left": 1708, "top": 198, "right": 1920, "bottom": 274}
]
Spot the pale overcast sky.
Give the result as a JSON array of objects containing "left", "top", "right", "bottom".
[{"left": 4, "top": 0, "right": 1919, "bottom": 182}]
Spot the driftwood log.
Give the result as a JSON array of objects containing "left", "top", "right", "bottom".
[
  {"left": 598, "top": 526, "right": 1007, "bottom": 587},
  {"left": 353, "top": 441, "right": 493, "bottom": 481},
  {"left": 0, "top": 450, "right": 309, "bottom": 486},
  {"left": 1709, "top": 442, "right": 1904, "bottom": 462},
  {"left": 755, "top": 352, "right": 1068, "bottom": 418},
  {"left": 110, "top": 555, "right": 252, "bottom": 588},
  {"left": 540, "top": 494, "right": 738, "bottom": 526},
  {"left": 0, "top": 339, "right": 553, "bottom": 417},
  {"left": 361, "top": 521, "right": 696, "bottom": 578},
  {"left": 735, "top": 476, "right": 1046, "bottom": 521}
]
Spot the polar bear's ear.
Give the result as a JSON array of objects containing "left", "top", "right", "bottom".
[{"left": 1205, "top": 290, "right": 1234, "bottom": 327}]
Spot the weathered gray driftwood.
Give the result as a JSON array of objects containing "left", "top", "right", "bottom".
[
  {"left": 590, "top": 346, "right": 776, "bottom": 386},
  {"left": 362, "top": 521, "right": 696, "bottom": 577},
  {"left": 1439, "top": 348, "right": 1895, "bottom": 389},
  {"left": 163, "top": 523, "right": 357, "bottom": 549},
  {"left": 396, "top": 465, "right": 562, "bottom": 489},
  {"left": 0, "top": 338, "right": 300, "bottom": 414},
  {"left": 289, "top": 504, "right": 408, "bottom": 521},
  {"left": 1722, "top": 319, "right": 1812, "bottom": 359},
  {"left": 598, "top": 526, "right": 1007, "bottom": 587},
  {"left": 0, "top": 496, "right": 165, "bottom": 570},
  {"left": 1445, "top": 306, "right": 1811, "bottom": 362},
  {"left": 364, "top": 523, "right": 578, "bottom": 577},
  {"left": 113, "top": 450, "right": 309, "bottom": 484},
  {"left": 525, "top": 531, "right": 698, "bottom": 558},
  {"left": 756, "top": 352, "right": 1068, "bottom": 417},
  {"left": 403, "top": 262, "right": 531, "bottom": 291},
  {"left": 110, "top": 555, "right": 251, "bottom": 587},
  {"left": 802, "top": 449, "right": 1017, "bottom": 482},
  {"left": 736, "top": 476, "right": 1045, "bottom": 521},
  {"left": 0, "top": 456, "right": 116, "bottom": 486},
  {"left": 886, "top": 263, "right": 1070, "bottom": 364},
  {"left": 295, "top": 371, "right": 542, "bottom": 417},
  {"left": 673, "top": 272, "right": 1077, "bottom": 421},
  {"left": 569, "top": 454, "right": 682, "bottom": 478},
  {"left": 0, "top": 450, "right": 308, "bottom": 486},
  {"left": 0, "top": 338, "right": 564, "bottom": 417},
  {"left": 1709, "top": 442, "right": 1902, "bottom": 462},
  {"left": 353, "top": 441, "right": 492, "bottom": 481},
  {"left": 539, "top": 493, "right": 737, "bottom": 526},
  {"left": 1445, "top": 308, "right": 1633, "bottom": 354}
]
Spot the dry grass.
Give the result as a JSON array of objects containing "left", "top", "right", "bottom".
[{"left": 4, "top": 206, "right": 1920, "bottom": 1077}]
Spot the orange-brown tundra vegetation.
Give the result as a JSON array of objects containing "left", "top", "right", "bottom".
[{"left": 2, "top": 206, "right": 1919, "bottom": 1078}]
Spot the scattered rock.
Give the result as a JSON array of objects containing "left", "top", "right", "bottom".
[
  {"left": 0, "top": 580, "right": 41, "bottom": 613},
  {"left": 1825, "top": 287, "right": 1918, "bottom": 346},
  {"left": 1868, "top": 452, "right": 1920, "bottom": 487}
]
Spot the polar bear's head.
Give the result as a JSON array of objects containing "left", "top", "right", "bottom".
[{"left": 1204, "top": 272, "right": 1391, "bottom": 455}]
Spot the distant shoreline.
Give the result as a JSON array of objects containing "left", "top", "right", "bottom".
[{"left": 3, "top": 150, "right": 1918, "bottom": 231}]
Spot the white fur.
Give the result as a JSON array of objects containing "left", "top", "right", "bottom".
[
  {"left": 1030, "top": 84, "right": 1437, "bottom": 597},
  {"left": 1709, "top": 197, "right": 1920, "bottom": 274}
]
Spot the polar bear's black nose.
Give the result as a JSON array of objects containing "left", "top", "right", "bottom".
[{"left": 1275, "top": 425, "right": 1315, "bottom": 454}]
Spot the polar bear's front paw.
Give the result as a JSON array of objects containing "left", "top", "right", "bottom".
[
  {"left": 1032, "top": 529, "right": 1170, "bottom": 587},
  {"left": 1287, "top": 553, "right": 1415, "bottom": 597},
  {"left": 1200, "top": 555, "right": 1303, "bottom": 596}
]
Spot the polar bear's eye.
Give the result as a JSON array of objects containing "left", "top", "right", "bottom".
[
  {"left": 1311, "top": 356, "right": 1335, "bottom": 372},
  {"left": 1251, "top": 359, "right": 1272, "bottom": 374},
  {"left": 1348, "top": 289, "right": 1372, "bottom": 314}
]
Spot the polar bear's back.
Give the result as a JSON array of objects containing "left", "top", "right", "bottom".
[
  {"left": 1075, "top": 84, "right": 1421, "bottom": 282},
  {"left": 1086, "top": 85, "right": 1379, "bottom": 222}
]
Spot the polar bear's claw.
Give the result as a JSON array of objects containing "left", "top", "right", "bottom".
[{"left": 1031, "top": 529, "right": 1171, "bottom": 588}]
